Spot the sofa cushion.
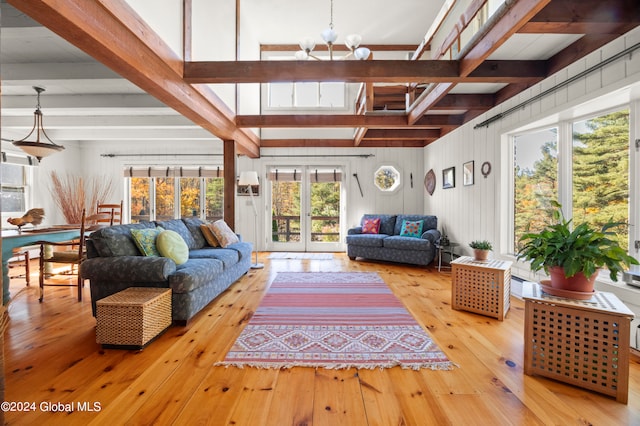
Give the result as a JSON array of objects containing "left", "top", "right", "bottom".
[
  {"left": 90, "top": 222, "right": 157, "bottom": 257},
  {"left": 211, "top": 220, "right": 239, "bottom": 247},
  {"left": 383, "top": 235, "right": 432, "bottom": 250},
  {"left": 394, "top": 215, "right": 437, "bottom": 235},
  {"left": 399, "top": 220, "right": 423, "bottom": 238},
  {"left": 200, "top": 223, "right": 220, "bottom": 247},
  {"left": 181, "top": 217, "right": 207, "bottom": 249},
  {"left": 362, "top": 214, "right": 396, "bottom": 236},
  {"left": 345, "top": 234, "right": 388, "bottom": 247},
  {"left": 169, "top": 258, "right": 224, "bottom": 293},
  {"left": 361, "top": 217, "right": 381, "bottom": 234},
  {"left": 189, "top": 247, "right": 239, "bottom": 269},
  {"left": 130, "top": 226, "right": 164, "bottom": 256},
  {"left": 156, "top": 230, "right": 190, "bottom": 265},
  {"left": 155, "top": 219, "right": 198, "bottom": 249}
]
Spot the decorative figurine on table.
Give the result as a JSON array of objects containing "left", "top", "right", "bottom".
[{"left": 7, "top": 208, "right": 45, "bottom": 232}]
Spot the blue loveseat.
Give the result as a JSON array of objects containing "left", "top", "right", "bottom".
[
  {"left": 81, "top": 217, "right": 252, "bottom": 325},
  {"left": 346, "top": 214, "right": 440, "bottom": 266}
]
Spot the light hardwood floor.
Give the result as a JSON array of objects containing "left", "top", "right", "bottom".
[{"left": 3, "top": 254, "right": 640, "bottom": 425}]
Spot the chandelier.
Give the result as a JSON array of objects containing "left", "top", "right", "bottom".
[
  {"left": 12, "top": 86, "right": 65, "bottom": 161},
  {"left": 295, "top": 0, "right": 371, "bottom": 61}
]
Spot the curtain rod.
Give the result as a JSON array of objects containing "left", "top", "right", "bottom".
[
  {"left": 474, "top": 41, "right": 640, "bottom": 129},
  {"left": 102, "top": 153, "right": 223, "bottom": 157},
  {"left": 260, "top": 154, "right": 375, "bottom": 158}
]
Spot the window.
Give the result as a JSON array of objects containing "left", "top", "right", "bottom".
[
  {"left": 572, "top": 110, "right": 630, "bottom": 250},
  {"left": 510, "top": 108, "right": 632, "bottom": 260},
  {"left": 125, "top": 167, "right": 224, "bottom": 223},
  {"left": 268, "top": 82, "right": 346, "bottom": 109},
  {"left": 374, "top": 165, "right": 401, "bottom": 192},
  {"left": 1, "top": 162, "right": 28, "bottom": 213},
  {"left": 513, "top": 128, "right": 558, "bottom": 248}
]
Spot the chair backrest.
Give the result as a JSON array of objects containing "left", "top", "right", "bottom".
[{"left": 96, "top": 200, "right": 123, "bottom": 226}]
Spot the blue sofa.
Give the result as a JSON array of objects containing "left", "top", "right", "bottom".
[
  {"left": 81, "top": 217, "right": 252, "bottom": 325},
  {"left": 346, "top": 214, "right": 440, "bottom": 266}
]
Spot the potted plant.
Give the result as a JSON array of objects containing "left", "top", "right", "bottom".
[
  {"left": 516, "top": 201, "right": 638, "bottom": 296},
  {"left": 469, "top": 240, "right": 492, "bottom": 261}
]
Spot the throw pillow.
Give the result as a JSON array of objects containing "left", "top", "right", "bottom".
[
  {"left": 200, "top": 223, "right": 220, "bottom": 247},
  {"left": 211, "top": 220, "right": 239, "bottom": 248},
  {"left": 400, "top": 220, "right": 424, "bottom": 238},
  {"left": 130, "top": 226, "right": 164, "bottom": 256},
  {"left": 156, "top": 230, "right": 189, "bottom": 265},
  {"left": 361, "top": 217, "right": 381, "bottom": 234}
]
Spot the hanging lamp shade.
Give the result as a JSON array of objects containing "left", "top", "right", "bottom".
[{"left": 12, "top": 86, "right": 65, "bottom": 161}]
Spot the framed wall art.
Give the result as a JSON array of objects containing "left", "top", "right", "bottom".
[
  {"left": 442, "top": 167, "right": 455, "bottom": 189},
  {"left": 463, "top": 161, "right": 474, "bottom": 186}
]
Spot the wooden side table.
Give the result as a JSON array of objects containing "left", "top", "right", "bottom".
[
  {"left": 523, "top": 283, "right": 634, "bottom": 403},
  {"left": 451, "top": 256, "right": 512, "bottom": 320}
]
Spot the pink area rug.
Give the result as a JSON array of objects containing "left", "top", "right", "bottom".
[{"left": 216, "top": 272, "right": 454, "bottom": 370}]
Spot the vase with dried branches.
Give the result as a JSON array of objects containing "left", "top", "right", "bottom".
[{"left": 49, "top": 171, "right": 115, "bottom": 224}]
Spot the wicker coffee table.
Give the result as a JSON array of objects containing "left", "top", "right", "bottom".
[{"left": 96, "top": 287, "right": 172, "bottom": 349}]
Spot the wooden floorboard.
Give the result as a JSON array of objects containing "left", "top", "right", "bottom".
[{"left": 3, "top": 254, "right": 640, "bottom": 425}]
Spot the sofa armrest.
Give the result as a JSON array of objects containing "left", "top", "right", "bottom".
[
  {"left": 421, "top": 229, "right": 440, "bottom": 244},
  {"left": 348, "top": 227, "right": 363, "bottom": 235},
  {"left": 81, "top": 256, "right": 177, "bottom": 283}
]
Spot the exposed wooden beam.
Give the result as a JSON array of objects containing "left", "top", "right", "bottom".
[
  {"left": 434, "top": 94, "right": 495, "bottom": 110},
  {"left": 519, "top": 0, "right": 640, "bottom": 34},
  {"left": 9, "top": 0, "right": 260, "bottom": 158},
  {"left": 223, "top": 140, "right": 236, "bottom": 228},
  {"left": 362, "top": 129, "right": 440, "bottom": 140},
  {"left": 184, "top": 59, "right": 547, "bottom": 84},
  {"left": 236, "top": 114, "right": 464, "bottom": 129},
  {"left": 186, "top": 60, "right": 459, "bottom": 84},
  {"left": 359, "top": 140, "right": 428, "bottom": 148},
  {"left": 408, "top": 0, "right": 552, "bottom": 124}
]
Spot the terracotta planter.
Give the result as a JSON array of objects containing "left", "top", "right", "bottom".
[
  {"left": 473, "top": 249, "right": 489, "bottom": 261},
  {"left": 548, "top": 266, "right": 598, "bottom": 293}
]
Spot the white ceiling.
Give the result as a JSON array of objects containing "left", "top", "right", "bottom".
[{"left": 0, "top": 0, "right": 607, "bottom": 149}]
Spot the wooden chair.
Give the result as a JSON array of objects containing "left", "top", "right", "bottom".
[
  {"left": 8, "top": 247, "right": 31, "bottom": 286},
  {"left": 35, "top": 210, "right": 110, "bottom": 302},
  {"left": 96, "top": 200, "right": 123, "bottom": 226}
]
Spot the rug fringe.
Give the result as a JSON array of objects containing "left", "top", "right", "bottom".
[{"left": 214, "top": 361, "right": 458, "bottom": 371}]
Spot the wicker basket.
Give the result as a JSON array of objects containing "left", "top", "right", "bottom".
[{"left": 96, "top": 287, "right": 171, "bottom": 349}]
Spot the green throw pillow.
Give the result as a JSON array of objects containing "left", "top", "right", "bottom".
[
  {"left": 130, "top": 226, "right": 164, "bottom": 256},
  {"left": 156, "top": 229, "right": 189, "bottom": 265}
]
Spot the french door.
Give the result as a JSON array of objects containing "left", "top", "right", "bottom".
[{"left": 266, "top": 166, "right": 344, "bottom": 252}]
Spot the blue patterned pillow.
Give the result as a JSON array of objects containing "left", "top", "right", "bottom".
[
  {"left": 400, "top": 220, "right": 423, "bottom": 238},
  {"left": 130, "top": 226, "right": 164, "bottom": 256}
]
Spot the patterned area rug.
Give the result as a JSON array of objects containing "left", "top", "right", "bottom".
[
  {"left": 216, "top": 272, "right": 454, "bottom": 370},
  {"left": 268, "top": 252, "right": 333, "bottom": 260}
]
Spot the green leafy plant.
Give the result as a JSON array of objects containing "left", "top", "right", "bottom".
[
  {"left": 516, "top": 201, "right": 638, "bottom": 281},
  {"left": 469, "top": 240, "right": 492, "bottom": 251}
]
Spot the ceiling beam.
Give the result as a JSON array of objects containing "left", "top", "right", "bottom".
[
  {"left": 236, "top": 114, "right": 464, "bottom": 129},
  {"left": 408, "top": 0, "right": 552, "bottom": 124},
  {"left": 184, "top": 60, "right": 546, "bottom": 84},
  {"left": 433, "top": 94, "right": 495, "bottom": 110},
  {"left": 8, "top": 0, "right": 260, "bottom": 157},
  {"left": 362, "top": 128, "right": 440, "bottom": 140}
]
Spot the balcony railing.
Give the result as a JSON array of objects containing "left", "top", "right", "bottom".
[{"left": 272, "top": 215, "right": 339, "bottom": 242}]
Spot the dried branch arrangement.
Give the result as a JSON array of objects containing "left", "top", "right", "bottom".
[{"left": 49, "top": 171, "right": 115, "bottom": 224}]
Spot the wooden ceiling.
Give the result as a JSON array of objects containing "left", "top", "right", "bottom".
[{"left": 6, "top": 0, "right": 640, "bottom": 157}]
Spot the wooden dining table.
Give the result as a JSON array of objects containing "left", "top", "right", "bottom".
[{"left": 1, "top": 226, "right": 81, "bottom": 305}]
